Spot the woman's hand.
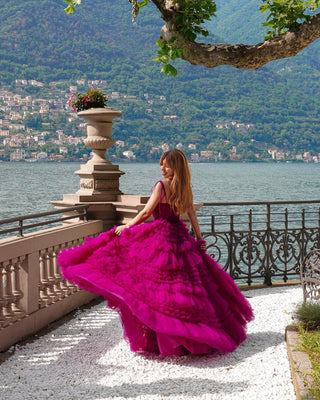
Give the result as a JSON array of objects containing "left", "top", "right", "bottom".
[
  {"left": 197, "top": 239, "right": 207, "bottom": 251},
  {"left": 115, "top": 225, "right": 128, "bottom": 236}
]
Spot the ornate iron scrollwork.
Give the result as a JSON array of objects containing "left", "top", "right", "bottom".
[
  {"left": 199, "top": 201, "right": 320, "bottom": 286},
  {"left": 301, "top": 249, "right": 320, "bottom": 302}
]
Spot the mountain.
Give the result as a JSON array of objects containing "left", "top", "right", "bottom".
[
  {"left": 1, "top": 0, "right": 320, "bottom": 158},
  {"left": 0, "top": 0, "right": 159, "bottom": 81}
]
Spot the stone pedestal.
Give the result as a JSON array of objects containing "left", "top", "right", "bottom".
[
  {"left": 74, "top": 163, "right": 124, "bottom": 202},
  {"left": 52, "top": 107, "right": 125, "bottom": 228},
  {"left": 74, "top": 108, "right": 124, "bottom": 201}
]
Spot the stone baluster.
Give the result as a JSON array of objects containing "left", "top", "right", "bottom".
[
  {"left": 45, "top": 249, "right": 58, "bottom": 303},
  {"left": 53, "top": 248, "right": 64, "bottom": 300},
  {"left": 3, "top": 261, "right": 14, "bottom": 317},
  {"left": 0, "top": 262, "right": 5, "bottom": 325},
  {"left": 39, "top": 252, "right": 49, "bottom": 307},
  {"left": 12, "top": 257, "right": 24, "bottom": 316}
]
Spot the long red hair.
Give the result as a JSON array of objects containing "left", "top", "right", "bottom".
[{"left": 160, "top": 149, "right": 193, "bottom": 215}]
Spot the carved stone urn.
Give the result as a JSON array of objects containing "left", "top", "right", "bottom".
[
  {"left": 73, "top": 107, "right": 124, "bottom": 201},
  {"left": 78, "top": 108, "right": 121, "bottom": 165}
]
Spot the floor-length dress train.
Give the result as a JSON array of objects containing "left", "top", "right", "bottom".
[{"left": 58, "top": 183, "right": 254, "bottom": 356}]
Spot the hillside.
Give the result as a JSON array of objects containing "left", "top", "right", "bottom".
[
  {"left": 208, "top": 0, "right": 266, "bottom": 44},
  {"left": 1, "top": 0, "right": 320, "bottom": 159}
]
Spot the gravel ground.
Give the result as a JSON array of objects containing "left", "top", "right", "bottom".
[{"left": 0, "top": 285, "right": 301, "bottom": 400}]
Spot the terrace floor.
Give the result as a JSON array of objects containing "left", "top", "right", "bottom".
[{"left": 0, "top": 285, "right": 301, "bottom": 400}]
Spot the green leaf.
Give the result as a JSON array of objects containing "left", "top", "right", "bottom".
[
  {"left": 65, "top": 5, "right": 75, "bottom": 14},
  {"left": 64, "top": 0, "right": 81, "bottom": 14},
  {"left": 167, "top": 36, "right": 177, "bottom": 45},
  {"left": 156, "top": 39, "right": 165, "bottom": 48},
  {"left": 260, "top": 4, "right": 269, "bottom": 13},
  {"left": 138, "top": 0, "right": 150, "bottom": 8},
  {"left": 157, "top": 49, "right": 167, "bottom": 57},
  {"left": 168, "top": 49, "right": 177, "bottom": 60},
  {"left": 161, "top": 64, "right": 178, "bottom": 77},
  {"left": 168, "top": 64, "right": 178, "bottom": 78},
  {"left": 161, "top": 65, "right": 171, "bottom": 76}
]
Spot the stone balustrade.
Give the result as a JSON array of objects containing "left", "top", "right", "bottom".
[{"left": 0, "top": 220, "right": 103, "bottom": 352}]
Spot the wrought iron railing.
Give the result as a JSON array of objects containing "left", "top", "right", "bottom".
[
  {"left": 0, "top": 205, "right": 89, "bottom": 238},
  {"left": 198, "top": 200, "right": 320, "bottom": 285}
]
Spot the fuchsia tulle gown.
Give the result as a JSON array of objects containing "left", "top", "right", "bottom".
[{"left": 58, "top": 181, "right": 254, "bottom": 356}]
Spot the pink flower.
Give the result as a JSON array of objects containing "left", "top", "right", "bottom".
[
  {"left": 68, "top": 94, "right": 75, "bottom": 108},
  {"left": 84, "top": 97, "right": 89, "bottom": 103}
]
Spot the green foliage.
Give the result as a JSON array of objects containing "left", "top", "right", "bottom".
[
  {"left": 153, "top": 0, "right": 217, "bottom": 75},
  {"left": 138, "top": 0, "right": 151, "bottom": 8},
  {"left": 24, "top": 113, "right": 43, "bottom": 129},
  {"left": 64, "top": 0, "right": 82, "bottom": 14},
  {"left": 297, "top": 326, "right": 320, "bottom": 398},
  {"left": 174, "top": 0, "right": 217, "bottom": 41},
  {"left": 260, "top": 0, "right": 320, "bottom": 39},
  {"left": 295, "top": 301, "right": 320, "bottom": 330},
  {"left": 154, "top": 38, "right": 183, "bottom": 77}
]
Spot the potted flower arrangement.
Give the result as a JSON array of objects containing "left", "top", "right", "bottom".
[{"left": 69, "top": 88, "right": 108, "bottom": 112}]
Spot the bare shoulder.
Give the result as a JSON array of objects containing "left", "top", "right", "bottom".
[
  {"left": 151, "top": 181, "right": 163, "bottom": 197},
  {"left": 153, "top": 180, "right": 168, "bottom": 190},
  {"left": 153, "top": 181, "right": 163, "bottom": 191}
]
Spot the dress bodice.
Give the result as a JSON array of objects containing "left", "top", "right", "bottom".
[
  {"left": 152, "top": 202, "right": 180, "bottom": 222},
  {"left": 152, "top": 181, "right": 180, "bottom": 222}
]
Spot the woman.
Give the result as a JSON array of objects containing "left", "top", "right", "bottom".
[{"left": 58, "top": 149, "right": 253, "bottom": 356}]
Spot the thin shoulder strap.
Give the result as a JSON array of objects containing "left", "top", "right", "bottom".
[
  {"left": 152, "top": 180, "right": 167, "bottom": 201},
  {"left": 158, "top": 180, "right": 167, "bottom": 201}
]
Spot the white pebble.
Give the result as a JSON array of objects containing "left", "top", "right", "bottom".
[{"left": 0, "top": 286, "right": 300, "bottom": 399}]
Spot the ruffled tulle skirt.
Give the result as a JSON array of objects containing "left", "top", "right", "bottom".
[{"left": 58, "top": 219, "right": 254, "bottom": 356}]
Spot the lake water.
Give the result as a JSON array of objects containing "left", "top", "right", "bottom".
[{"left": 0, "top": 161, "right": 320, "bottom": 219}]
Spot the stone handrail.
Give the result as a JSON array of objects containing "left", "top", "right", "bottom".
[
  {"left": 0, "top": 220, "right": 103, "bottom": 352},
  {"left": 0, "top": 204, "right": 89, "bottom": 237}
]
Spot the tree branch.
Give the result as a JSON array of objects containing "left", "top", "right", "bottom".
[{"left": 155, "top": 2, "right": 320, "bottom": 70}]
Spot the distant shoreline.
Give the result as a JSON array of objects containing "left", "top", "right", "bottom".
[{"left": 0, "top": 159, "right": 312, "bottom": 164}]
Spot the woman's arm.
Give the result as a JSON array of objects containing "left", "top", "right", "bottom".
[
  {"left": 187, "top": 206, "right": 202, "bottom": 240},
  {"left": 115, "top": 182, "right": 162, "bottom": 235},
  {"left": 187, "top": 206, "right": 206, "bottom": 250}
]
